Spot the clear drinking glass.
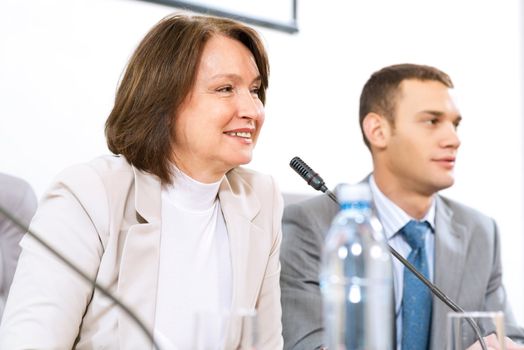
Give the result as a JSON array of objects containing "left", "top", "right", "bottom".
[
  {"left": 227, "top": 309, "right": 257, "bottom": 350},
  {"left": 447, "top": 311, "right": 506, "bottom": 350},
  {"left": 192, "top": 308, "right": 257, "bottom": 350}
]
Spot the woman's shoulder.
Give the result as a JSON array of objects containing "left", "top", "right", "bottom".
[
  {"left": 226, "top": 167, "right": 282, "bottom": 210},
  {"left": 227, "top": 166, "right": 275, "bottom": 186},
  {"left": 54, "top": 155, "right": 133, "bottom": 184},
  {"left": 86, "top": 154, "right": 134, "bottom": 176},
  {"left": 44, "top": 155, "right": 137, "bottom": 210},
  {"left": 226, "top": 167, "right": 281, "bottom": 200}
]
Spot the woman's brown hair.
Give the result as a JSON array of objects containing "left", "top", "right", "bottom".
[{"left": 105, "top": 13, "right": 270, "bottom": 183}]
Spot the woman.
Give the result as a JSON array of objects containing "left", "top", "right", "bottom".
[{"left": 0, "top": 13, "right": 283, "bottom": 349}]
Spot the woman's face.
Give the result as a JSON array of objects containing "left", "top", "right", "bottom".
[{"left": 172, "top": 34, "right": 265, "bottom": 183}]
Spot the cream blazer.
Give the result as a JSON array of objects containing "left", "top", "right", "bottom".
[{"left": 0, "top": 155, "right": 284, "bottom": 349}]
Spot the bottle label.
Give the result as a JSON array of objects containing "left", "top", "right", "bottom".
[{"left": 340, "top": 201, "right": 371, "bottom": 211}]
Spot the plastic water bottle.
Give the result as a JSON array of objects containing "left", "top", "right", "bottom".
[{"left": 320, "top": 183, "right": 394, "bottom": 350}]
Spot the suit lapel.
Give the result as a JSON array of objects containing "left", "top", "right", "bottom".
[
  {"left": 218, "top": 172, "right": 260, "bottom": 309},
  {"left": 218, "top": 171, "right": 261, "bottom": 348},
  {"left": 118, "top": 167, "right": 162, "bottom": 350},
  {"left": 430, "top": 196, "right": 469, "bottom": 350}
]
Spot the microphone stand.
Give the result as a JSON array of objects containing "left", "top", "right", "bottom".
[
  {"left": 0, "top": 205, "right": 162, "bottom": 350},
  {"left": 289, "top": 156, "right": 488, "bottom": 350}
]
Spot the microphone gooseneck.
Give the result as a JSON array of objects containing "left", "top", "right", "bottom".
[
  {"left": 288, "top": 156, "right": 488, "bottom": 350},
  {"left": 0, "top": 205, "right": 162, "bottom": 350}
]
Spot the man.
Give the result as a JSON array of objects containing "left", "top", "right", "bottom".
[{"left": 280, "top": 64, "right": 524, "bottom": 349}]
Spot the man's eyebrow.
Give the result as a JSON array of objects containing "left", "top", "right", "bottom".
[{"left": 419, "top": 110, "right": 462, "bottom": 121}]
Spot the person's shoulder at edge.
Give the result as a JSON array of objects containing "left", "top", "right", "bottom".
[
  {"left": 0, "top": 172, "right": 33, "bottom": 190},
  {"left": 0, "top": 172, "right": 37, "bottom": 208}
]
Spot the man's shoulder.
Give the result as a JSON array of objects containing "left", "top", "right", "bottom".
[
  {"left": 285, "top": 192, "right": 336, "bottom": 211},
  {"left": 283, "top": 192, "right": 339, "bottom": 229},
  {"left": 437, "top": 194, "right": 494, "bottom": 228}
]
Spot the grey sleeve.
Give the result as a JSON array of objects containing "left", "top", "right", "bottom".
[
  {"left": 484, "top": 220, "right": 524, "bottom": 343},
  {"left": 0, "top": 174, "right": 37, "bottom": 316},
  {"left": 280, "top": 202, "right": 326, "bottom": 350}
]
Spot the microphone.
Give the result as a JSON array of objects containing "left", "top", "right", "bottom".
[
  {"left": 0, "top": 205, "right": 162, "bottom": 350},
  {"left": 289, "top": 157, "right": 337, "bottom": 203},
  {"left": 289, "top": 156, "right": 488, "bottom": 350}
]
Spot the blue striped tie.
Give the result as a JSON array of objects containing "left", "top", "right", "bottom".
[{"left": 401, "top": 220, "right": 432, "bottom": 350}]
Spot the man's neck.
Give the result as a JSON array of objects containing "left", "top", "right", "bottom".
[{"left": 373, "top": 174, "right": 434, "bottom": 220}]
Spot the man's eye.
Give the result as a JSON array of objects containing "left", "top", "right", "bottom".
[{"left": 250, "top": 86, "right": 260, "bottom": 95}]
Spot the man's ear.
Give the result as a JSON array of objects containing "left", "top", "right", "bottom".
[{"left": 363, "top": 112, "right": 390, "bottom": 149}]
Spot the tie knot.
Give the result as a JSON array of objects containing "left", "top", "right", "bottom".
[{"left": 401, "top": 220, "right": 430, "bottom": 250}]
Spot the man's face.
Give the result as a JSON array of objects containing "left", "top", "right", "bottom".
[{"left": 382, "top": 79, "right": 462, "bottom": 197}]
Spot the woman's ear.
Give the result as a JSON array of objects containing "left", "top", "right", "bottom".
[{"left": 363, "top": 112, "right": 390, "bottom": 150}]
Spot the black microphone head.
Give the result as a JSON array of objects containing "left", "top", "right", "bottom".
[{"left": 289, "top": 156, "right": 328, "bottom": 192}]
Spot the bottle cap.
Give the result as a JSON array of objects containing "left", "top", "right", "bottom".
[{"left": 336, "top": 183, "right": 372, "bottom": 204}]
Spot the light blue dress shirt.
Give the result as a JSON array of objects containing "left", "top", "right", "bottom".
[{"left": 369, "top": 176, "right": 435, "bottom": 350}]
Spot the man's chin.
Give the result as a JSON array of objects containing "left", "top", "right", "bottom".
[{"left": 435, "top": 177, "right": 455, "bottom": 192}]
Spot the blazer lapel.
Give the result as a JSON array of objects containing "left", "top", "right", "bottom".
[
  {"left": 218, "top": 172, "right": 260, "bottom": 309},
  {"left": 430, "top": 196, "right": 469, "bottom": 350},
  {"left": 218, "top": 172, "right": 261, "bottom": 348},
  {"left": 118, "top": 167, "right": 162, "bottom": 350}
]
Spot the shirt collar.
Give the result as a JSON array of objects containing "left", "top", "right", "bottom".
[
  {"left": 368, "top": 175, "right": 435, "bottom": 240},
  {"left": 162, "top": 164, "right": 223, "bottom": 212}
]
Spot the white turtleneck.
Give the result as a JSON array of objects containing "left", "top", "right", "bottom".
[{"left": 154, "top": 167, "right": 232, "bottom": 349}]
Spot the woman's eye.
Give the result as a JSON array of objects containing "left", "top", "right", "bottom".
[
  {"left": 250, "top": 86, "right": 260, "bottom": 95},
  {"left": 217, "top": 86, "right": 233, "bottom": 93}
]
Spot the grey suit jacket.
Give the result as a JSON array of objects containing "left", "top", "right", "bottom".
[
  {"left": 0, "top": 173, "right": 37, "bottom": 318},
  {"left": 280, "top": 190, "right": 524, "bottom": 349},
  {"left": 0, "top": 155, "right": 283, "bottom": 349}
]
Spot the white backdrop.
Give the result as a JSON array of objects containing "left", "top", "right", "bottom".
[{"left": 1, "top": 0, "right": 523, "bottom": 324}]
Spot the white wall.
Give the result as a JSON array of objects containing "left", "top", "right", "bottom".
[{"left": 1, "top": 0, "right": 523, "bottom": 324}]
